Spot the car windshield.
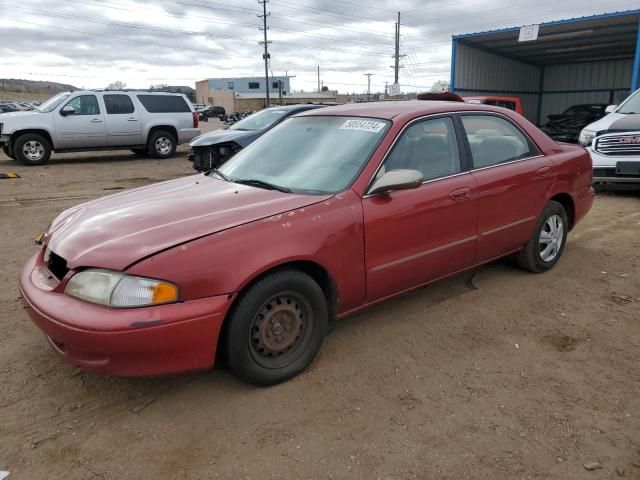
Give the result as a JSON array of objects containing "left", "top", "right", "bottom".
[
  {"left": 219, "top": 116, "right": 390, "bottom": 195},
  {"left": 229, "top": 108, "right": 289, "bottom": 131},
  {"left": 618, "top": 90, "right": 640, "bottom": 114},
  {"left": 36, "top": 93, "right": 71, "bottom": 112}
]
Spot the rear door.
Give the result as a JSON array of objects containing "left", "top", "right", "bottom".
[
  {"left": 460, "top": 113, "right": 554, "bottom": 262},
  {"left": 54, "top": 94, "right": 106, "bottom": 148},
  {"left": 362, "top": 115, "right": 478, "bottom": 300},
  {"left": 103, "top": 94, "right": 142, "bottom": 146}
]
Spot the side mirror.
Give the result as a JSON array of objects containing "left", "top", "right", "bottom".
[
  {"left": 60, "top": 106, "right": 75, "bottom": 116},
  {"left": 605, "top": 105, "right": 617, "bottom": 114},
  {"left": 368, "top": 169, "right": 423, "bottom": 195}
]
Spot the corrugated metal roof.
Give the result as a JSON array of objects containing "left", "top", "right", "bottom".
[{"left": 452, "top": 9, "right": 640, "bottom": 65}]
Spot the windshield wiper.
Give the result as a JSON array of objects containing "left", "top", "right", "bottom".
[
  {"left": 234, "top": 178, "right": 292, "bottom": 193},
  {"left": 208, "top": 168, "right": 230, "bottom": 181}
]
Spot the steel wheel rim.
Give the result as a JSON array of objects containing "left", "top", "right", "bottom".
[
  {"left": 539, "top": 214, "right": 564, "bottom": 262},
  {"left": 23, "top": 140, "right": 45, "bottom": 161},
  {"left": 248, "top": 292, "right": 313, "bottom": 369},
  {"left": 155, "top": 137, "right": 172, "bottom": 155}
]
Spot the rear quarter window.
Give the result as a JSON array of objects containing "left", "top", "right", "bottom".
[{"left": 136, "top": 95, "right": 190, "bottom": 113}]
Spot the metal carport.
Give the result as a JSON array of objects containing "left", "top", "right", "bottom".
[{"left": 450, "top": 10, "right": 640, "bottom": 124}]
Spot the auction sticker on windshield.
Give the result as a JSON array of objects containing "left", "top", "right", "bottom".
[{"left": 339, "top": 119, "right": 386, "bottom": 133}]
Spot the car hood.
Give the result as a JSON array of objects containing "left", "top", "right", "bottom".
[
  {"left": 45, "top": 175, "right": 331, "bottom": 271},
  {"left": 0, "top": 110, "right": 41, "bottom": 120},
  {"left": 190, "top": 128, "right": 258, "bottom": 147},
  {"left": 583, "top": 112, "right": 626, "bottom": 132}
]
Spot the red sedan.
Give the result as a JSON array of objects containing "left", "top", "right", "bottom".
[{"left": 20, "top": 102, "right": 594, "bottom": 385}]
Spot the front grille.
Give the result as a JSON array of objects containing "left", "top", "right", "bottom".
[
  {"left": 593, "top": 168, "right": 617, "bottom": 178},
  {"left": 46, "top": 250, "right": 69, "bottom": 280},
  {"left": 594, "top": 134, "right": 640, "bottom": 156}
]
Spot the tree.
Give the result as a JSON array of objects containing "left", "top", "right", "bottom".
[
  {"left": 106, "top": 81, "right": 126, "bottom": 90},
  {"left": 430, "top": 80, "right": 450, "bottom": 92}
]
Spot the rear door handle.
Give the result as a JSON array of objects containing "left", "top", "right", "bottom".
[
  {"left": 536, "top": 166, "right": 551, "bottom": 176},
  {"left": 127, "top": 118, "right": 138, "bottom": 122},
  {"left": 90, "top": 118, "right": 103, "bottom": 123},
  {"left": 449, "top": 187, "right": 472, "bottom": 201}
]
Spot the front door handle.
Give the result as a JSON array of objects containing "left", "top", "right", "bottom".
[
  {"left": 90, "top": 118, "right": 103, "bottom": 123},
  {"left": 449, "top": 187, "right": 472, "bottom": 201},
  {"left": 536, "top": 166, "right": 551, "bottom": 177},
  {"left": 127, "top": 118, "right": 138, "bottom": 122}
]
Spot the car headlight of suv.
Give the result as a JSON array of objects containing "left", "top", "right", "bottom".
[
  {"left": 579, "top": 129, "right": 596, "bottom": 147},
  {"left": 65, "top": 269, "right": 179, "bottom": 308}
]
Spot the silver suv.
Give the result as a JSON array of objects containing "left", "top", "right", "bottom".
[{"left": 0, "top": 91, "right": 200, "bottom": 165}]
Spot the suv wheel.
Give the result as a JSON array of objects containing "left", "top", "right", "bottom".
[
  {"left": 516, "top": 200, "right": 568, "bottom": 273},
  {"left": 148, "top": 130, "right": 177, "bottom": 159},
  {"left": 14, "top": 133, "right": 52, "bottom": 166}
]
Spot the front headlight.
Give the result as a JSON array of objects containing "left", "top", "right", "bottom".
[
  {"left": 579, "top": 130, "right": 596, "bottom": 146},
  {"left": 65, "top": 269, "right": 179, "bottom": 308}
]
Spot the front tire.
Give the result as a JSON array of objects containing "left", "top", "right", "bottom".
[
  {"left": 148, "top": 130, "right": 177, "bottom": 159},
  {"left": 14, "top": 133, "right": 52, "bottom": 165},
  {"left": 516, "top": 200, "right": 568, "bottom": 273},
  {"left": 223, "top": 270, "right": 329, "bottom": 386}
]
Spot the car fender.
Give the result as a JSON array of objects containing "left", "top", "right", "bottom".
[
  {"left": 1, "top": 112, "right": 55, "bottom": 138},
  {"left": 126, "top": 189, "right": 367, "bottom": 314}
]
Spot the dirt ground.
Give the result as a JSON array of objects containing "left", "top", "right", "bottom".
[{"left": 1, "top": 122, "right": 639, "bottom": 479}]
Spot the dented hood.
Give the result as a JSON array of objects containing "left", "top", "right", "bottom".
[{"left": 45, "top": 175, "right": 331, "bottom": 270}]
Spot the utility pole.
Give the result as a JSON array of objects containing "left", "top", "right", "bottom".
[
  {"left": 364, "top": 73, "right": 374, "bottom": 102},
  {"left": 258, "top": 0, "right": 271, "bottom": 108},
  {"left": 394, "top": 11, "right": 401, "bottom": 84},
  {"left": 317, "top": 65, "right": 320, "bottom": 92}
]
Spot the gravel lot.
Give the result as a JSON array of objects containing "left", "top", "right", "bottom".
[{"left": 1, "top": 122, "right": 639, "bottom": 479}]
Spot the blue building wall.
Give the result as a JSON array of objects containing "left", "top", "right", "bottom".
[{"left": 207, "top": 77, "right": 291, "bottom": 94}]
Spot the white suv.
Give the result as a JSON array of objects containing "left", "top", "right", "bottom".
[
  {"left": 579, "top": 88, "right": 640, "bottom": 185},
  {"left": 0, "top": 90, "right": 200, "bottom": 165}
]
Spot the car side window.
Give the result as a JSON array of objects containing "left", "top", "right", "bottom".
[
  {"left": 63, "top": 95, "right": 100, "bottom": 115},
  {"left": 103, "top": 95, "right": 135, "bottom": 115},
  {"left": 380, "top": 117, "right": 461, "bottom": 181},
  {"left": 461, "top": 115, "right": 536, "bottom": 169}
]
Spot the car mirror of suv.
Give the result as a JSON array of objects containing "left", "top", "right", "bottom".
[
  {"left": 605, "top": 105, "right": 617, "bottom": 114},
  {"left": 368, "top": 169, "right": 423, "bottom": 195},
  {"left": 60, "top": 106, "right": 75, "bottom": 116}
]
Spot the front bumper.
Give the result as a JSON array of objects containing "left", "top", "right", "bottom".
[
  {"left": 588, "top": 148, "right": 640, "bottom": 184},
  {"left": 20, "top": 252, "right": 232, "bottom": 376}
]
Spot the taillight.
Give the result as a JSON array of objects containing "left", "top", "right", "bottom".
[{"left": 192, "top": 111, "right": 199, "bottom": 128}]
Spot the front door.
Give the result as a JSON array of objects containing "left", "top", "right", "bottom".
[
  {"left": 54, "top": 94, "right": 106, "bottom": 148},
  {"left": 103, "top": 94, "right": 142, "bottom": 146},
  {"left": 362, "top": 116, "right": 478, "bottom": 301},
  {"left": 459, "top": 114, "right": 554, "bottom": 262}
]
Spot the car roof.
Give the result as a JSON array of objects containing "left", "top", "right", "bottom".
[{"left": 298, "top": 100, "right": 517, "bottom": 120}]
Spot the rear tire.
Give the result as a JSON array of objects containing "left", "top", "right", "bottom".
[
  {"left": 14, "top": 133, "right": 51, "bottom": 165},
  {"left": 223, "top": 270, "right": 328, "bottom": 386},
  {"left": 148, "top": 130, "right": 177, "bottom": 159},
  {"left": 516, "top": 200, "right": 568, "bottom": 273}
]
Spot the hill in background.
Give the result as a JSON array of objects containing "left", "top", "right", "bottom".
[{"left": 0, "top": 78, "right": 78, "bottom": 102}]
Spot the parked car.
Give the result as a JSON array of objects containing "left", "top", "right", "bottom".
[
  {"left": 20, "top": 101, "right": 593, "bottom": 385},
  {"left": 0, "top": 104, "right": 19, "bottom": 114},
  {"left": 578, "top": 89, "right": 640, "bottom": 186},
  {"left": 202, "top": 105, "right": 226, "bottom": 118},
  {"left": 188, "top": 104, "right": 329, "bottom": 172},
  {"left": 541, "top": 104, "right": 608, "bottom": 143},
  {"left": 464, "top": 96, "right": 524, "bottom": 115},
  {"left": 0, "top": 90, "right": 200, "bottom": 165},
  {"left": 195, "top": 107, "right": 209, "bottom": 123}
]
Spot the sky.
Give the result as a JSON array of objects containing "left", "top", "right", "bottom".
[{"left": 0, "top": 0, "right": 638, "bottom": 94}]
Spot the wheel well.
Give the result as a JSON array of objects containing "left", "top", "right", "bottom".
[
  {"left": 11, "top": 129, "right": 54, "bottom": 150},
  {"left": 550, "top": 193, "right": 575, "bottom": 230},
  {"left": 148, "top": 125, "right": 178, "bottom": 143}
]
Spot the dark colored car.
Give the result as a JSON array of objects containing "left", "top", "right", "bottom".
[
  {"left": 541, "top": 104, "right": 608, "bottom": 143},
  {"left": 20, "top": 101, "right": 594, "bottom": 386},
  {"left": 202, "top": 106, "right": 225, "bottom": 118},
  {"left": 0, "top": 104, "right": 18, "bottom": 113},
  {"left": 188, "top": 104, "right": 329, "bottom": 172}
]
